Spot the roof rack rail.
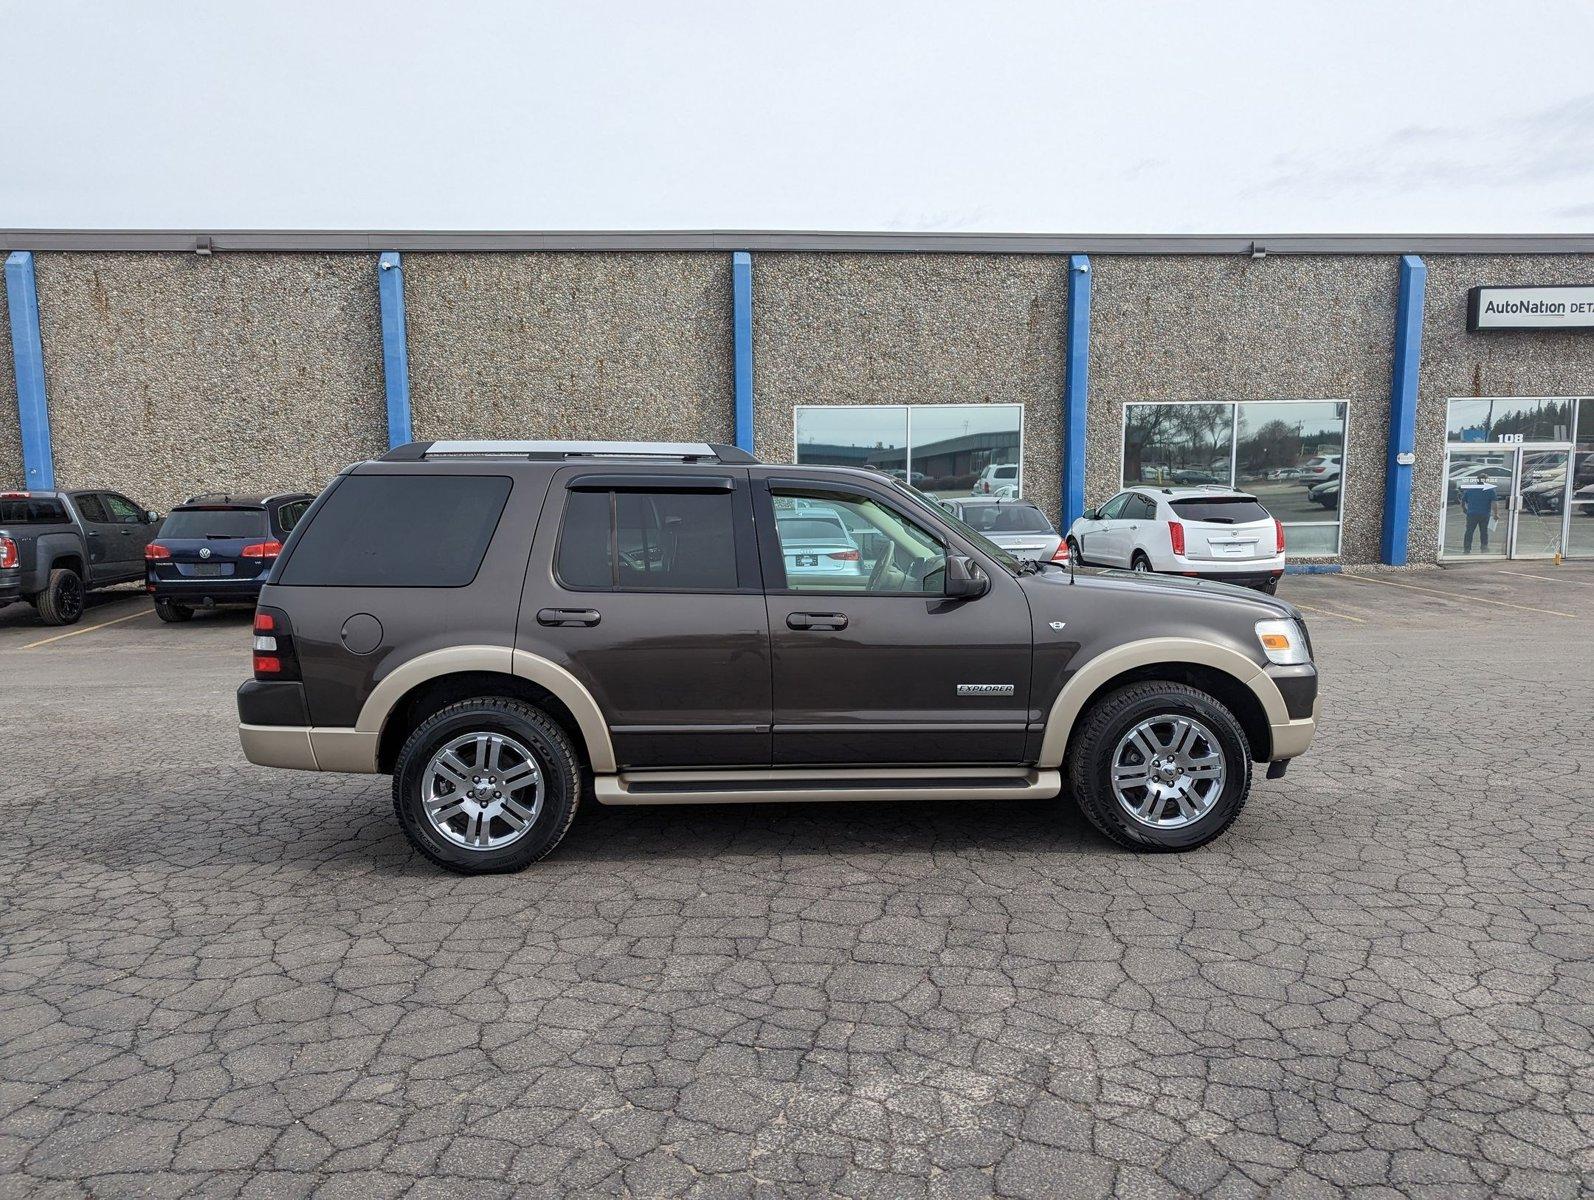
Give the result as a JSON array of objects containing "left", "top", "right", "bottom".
[{"left": 380, "top": 440, "right": 759, "bottom": 465}]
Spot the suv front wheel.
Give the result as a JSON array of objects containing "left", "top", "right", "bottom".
[
  {"left": 393, "top": 697, "right": 582, "bottom": 873},
  {"left": 1067, "top": 682, "right": 1252, "bottom": 851}
]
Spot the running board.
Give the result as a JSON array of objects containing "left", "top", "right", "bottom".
[{"left": 595, "top": 767, "right": 1062, "bottom": 806}]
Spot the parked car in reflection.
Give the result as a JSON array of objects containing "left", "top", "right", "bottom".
[
  {"left": 970, "top": 463, "right": 1019, "bottom": 498},
  {"left": 1573, "top": 482, "right": 1594, "bottom": 517},
  {"left": 1298, "top": 455, "right": 1340, "bottom": 488},
  {"left": 938, "top": 497, "right": 1066, "bottom": 563},
  {"left": 1307, "top": 478, "right": 1340, "bottom": 510},
  {"left": 773, "top": 508, "right": 865, "bottom": 580},
  {"left": 1446, "top": 464, "right": 1513, "bottom": 505}
]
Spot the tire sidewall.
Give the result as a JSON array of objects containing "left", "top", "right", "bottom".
[
  {"left": 394, "top": 702, "right": 578, "bottom": 873},
  {"left": 1076, "top": 688, "right": 1251, "bottom": 850}
]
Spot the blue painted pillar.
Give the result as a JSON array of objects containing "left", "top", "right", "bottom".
[
  {"left": 5, "top": 251, "right": 55, "bottom": 488},
  {"left": 1060, "top": 254, "right": 1092, "bottom": 529},
  {"left": 732, "top": 252, "right": 754, "bottom": 454},
  {"left": 1380, "top": 255, "right": 1427, "bottom": 565},
  {"left": 377, "top": 252, "right": 413, "bottom": 449}
]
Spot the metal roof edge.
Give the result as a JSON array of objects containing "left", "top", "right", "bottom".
[{"left": 2, "top": 230, "right": 1593, "bottom": 254}]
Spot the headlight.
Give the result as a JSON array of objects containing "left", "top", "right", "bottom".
[{"left": 1255, "top": 618, "right": 1310, "bottom": 665}]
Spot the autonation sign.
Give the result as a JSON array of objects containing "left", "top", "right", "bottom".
[{"left": 1468, "top": 285, "right": 1594, "bottom": 331}]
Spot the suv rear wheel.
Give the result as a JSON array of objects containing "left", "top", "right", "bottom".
[
  {"left": 393, "top": 697, "right": 582, "bottom": 874},
  {"left": 1067, "top": 681, "right": 1251, "bottom": 850},
  {"left": 154, "top": 599, "right": 194, "bottom": 623}
]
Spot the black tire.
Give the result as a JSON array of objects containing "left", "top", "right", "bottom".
[
  {"left": 154, "top": 599, "right": 194, "bottom": 623},
  {"left": 392, "top": 697, "right": 582, "bottom": 874},
  {"left": 34, "top": 568, "right": 85, "bottom": 626},
  {"left": 1261, "top": 577, "right": 1280, "bottom": 595},
  {"left": 1066, "top": 535, "right": 1082, "bottom": 565},
  {"left": 1130, "top": 552, "right": 1153, "bottom": 574},
  {"left": 1067, "top": 681, "right": 1252, "bottom": 852}
]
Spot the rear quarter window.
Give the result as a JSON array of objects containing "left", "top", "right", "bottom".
[
  {"left": 278, "top": 474, "right": 512, "bottom": 587},
  {"left": 0, "top": 497, "right": 68, "bottom": 523},
  {"left": 1170, "top": 498, "right": 1271, "bottom": 523}
]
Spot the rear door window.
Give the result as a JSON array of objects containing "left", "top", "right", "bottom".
[
  {"left": 556, "top": 488, "right": 740, "bottom": 591},
  {"left": 1169, "top": 497, "right": 1271, "bottom": 524},
  {"left": 160, "top": 507, "right": 269, "bottom": 539},
  {"left": 73, "top": 494, "right": 109, "bottom": 523},
  {"left": 278, "top": 474, "right": 512, "bottom": 587}
]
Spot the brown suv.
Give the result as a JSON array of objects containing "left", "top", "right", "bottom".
[{"left": 238, "top": 441, "right": 1319, "bottom": 873}]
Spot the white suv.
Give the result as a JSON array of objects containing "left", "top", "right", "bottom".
[
  {"left": 1067, "top": 486, "right": 1286, "bottom": 594},
  {"left": 970, "top": 463, "right": 1019, "bottom": 498}
]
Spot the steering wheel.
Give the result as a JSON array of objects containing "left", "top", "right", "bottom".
[{"left": 867, "top": 544, "right": 896, "bottom": 591}]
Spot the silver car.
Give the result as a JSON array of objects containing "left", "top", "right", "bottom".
[
  {"left": 940, "top": 497, "right": 1064, "bottom": 562},
  {"left": 774, "top": 510, "right": 865, "bottom": 579}
]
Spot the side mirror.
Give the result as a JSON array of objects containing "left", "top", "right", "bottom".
[
  {"left": 145, "top": 510, "right": 160, "bottom": 524},
  {"left": 944, "top": 554, "right": 989, "bottom": 599},
  {"left": 1082, "top": 507, "right": 1098, "bottom": 521}
]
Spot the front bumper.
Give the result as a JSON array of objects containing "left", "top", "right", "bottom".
[{"left": 1263, "top": 663, "right": 1318, "bottom": 759}]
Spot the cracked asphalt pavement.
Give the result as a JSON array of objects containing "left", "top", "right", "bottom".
[{"left": 0, "top": 566, "right": 1590, "bottom": 1198}]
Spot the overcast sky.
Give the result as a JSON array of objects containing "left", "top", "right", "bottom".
[{"left": 3, "top": 0, "right": 1592, "bottom": 233}]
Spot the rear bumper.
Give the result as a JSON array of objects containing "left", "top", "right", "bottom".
[
  {"left": 0, "top": 566, "right": 19, "bottom": 604},
  {"left": 238, "top": 723, "right": 380, "bottom": 772},
  {"left": 151, "top": 576, "right": 264, "bottom": 605},
  {"left": 1179, "top": 568, "right": 1284, "bottom": 589},
  {"left": 237, "top": 681, "right": 380, "bottom": 772}
]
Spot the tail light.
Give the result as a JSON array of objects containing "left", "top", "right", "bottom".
[
  {"left": 1050, "top": 540, "right": 1070, "bottom": 563},
  {"left": 241, "top": 540, "right": 282, "bottom": 559},
  {"left": 144, "top": 542, "right": 172, "bottom": 560},
  {"left": 826, "top": 549, "right": 861, "bottom": 561},
  {"left": 1168, "top": 521, "right": 1186, "bottom": 556},
  {"left": 1274, "top": 519, "right": 1286, "bottom": 554},
  {"left": 0, "top": 536, "right": 16, "bottom": 569},
  {"left": 253, "top": 606, "right": 300, "bottom": 680}
]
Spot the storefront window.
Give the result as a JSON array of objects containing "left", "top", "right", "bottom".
[
  {"left": 1123, "top": 401, "right": 1347, "bottom": 556},
  {"left": 1568, "top": 398, "right": 1594, "bottom": 559},
  {"left": 794, "top": 405, "right": 1022, "bottom": 499}
]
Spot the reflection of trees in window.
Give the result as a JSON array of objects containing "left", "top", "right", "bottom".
[{"left": 1124, "top": 404, "right": 1233, "bottom": 484}]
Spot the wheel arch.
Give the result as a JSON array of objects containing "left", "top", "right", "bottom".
[
  {"left": 360, "top": 646, "right": 616, "bottom": 775},
  {"left": 1039, "top": 638, "right": 1285, "bottom": 767}
]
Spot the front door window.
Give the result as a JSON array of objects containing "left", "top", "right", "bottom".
[{"left": 1443, "top": 451, "right": 1511, "bottom": 559}]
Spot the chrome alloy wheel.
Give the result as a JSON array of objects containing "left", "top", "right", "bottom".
[
  {"left": 421, "top": 732, "right": 544, "bottom": 851},
  {"left": 1110, "top": 715, "right": 1227, "bottom": 829}
]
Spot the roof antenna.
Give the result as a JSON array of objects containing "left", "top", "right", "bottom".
[{"left": 1068, "top": 541, "right": 1076, "bottom": 585}]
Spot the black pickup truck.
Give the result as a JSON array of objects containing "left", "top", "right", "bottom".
[{"left": 0, "top": 489, "right": 160, "bottom": 624}]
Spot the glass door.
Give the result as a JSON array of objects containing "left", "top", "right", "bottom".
[
  {"left": 1510, "top": 447, "right": 1572, "bottom": 559},
  {"left": 1441, "top": 449, "right": 1513, "bottom": 559}
]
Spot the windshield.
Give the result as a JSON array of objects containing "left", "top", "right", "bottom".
[
  {"left": 888, "top": 479, "right": 1022, "bottom": 573},
  {"left": 159, "top": 507, "right": 268, "bottom": 539}
]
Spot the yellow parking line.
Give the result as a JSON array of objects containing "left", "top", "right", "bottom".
[
  {"left": 1498, "top": 569, "right": 1594, "bottom": 587},
  {"left": 22, "top": 608, "right": 152, "bottom": 649},
  {"left": 1288, "top": 600, "right": 1368, "bottom": 624},
  {"left": 1334, "top": 573, "right": 1576, "bottom": 618}
]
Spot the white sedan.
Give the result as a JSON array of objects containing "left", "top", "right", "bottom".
[{"left": 1067, "top": 486, "right": 1286, "bottom": 594}]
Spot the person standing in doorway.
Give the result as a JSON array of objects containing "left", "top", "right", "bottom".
[{"left": 1461, "top": 480, "right": 1498, "bottom": 553}]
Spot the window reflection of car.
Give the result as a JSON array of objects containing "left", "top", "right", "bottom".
[
  {"left": 1572, "top": 482, "right": 1594, "bottom": 517},
  {"left": 774, "top": 512, "right": 865, "bottom": 578},
  {"left": 971, "top": 463, "right": 1019, "bottom": 497},
  {"left": 939, "top": 497, "right": 1065, "bottom": 563},
  {"left": 1169, "top": 468, "right": 1224, "bottom": 485},
  {"left": 1297, "top": 455, "right": 1341, "bottom": 487},
  {"left": 1306, "top": 479, "right": 1339, "bottom": 509}
]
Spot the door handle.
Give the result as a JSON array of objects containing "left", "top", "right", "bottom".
[
  {"left": 537, "top": 607, "right": 601, "bottom": 627},
  {"left": 119, "top": 529, "right": 132, "bottom": 536},
  {"left": 787, "top": 611, "right": 847, "bottom": 631}
]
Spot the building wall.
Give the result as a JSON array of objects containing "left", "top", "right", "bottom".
[
  {"left": 1413, "top": 254, "right": 1594, "bottom": 561},
  {"left": 751, "top": 254, "right": 1068, "bottom": 523},
  {"left": 33, "top": 253, "right": 387, "bottom": 509},
  {"left": 403, "top": 253, "right": 734, "bottom": 445},
  {"left": 0, "top": 281, "right": 19, "bottom": 486},
  {"left": 1085, "top": 255, "right": 1401, "bottom": 563}
]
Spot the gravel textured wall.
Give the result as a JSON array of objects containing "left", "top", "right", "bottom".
[
  {"left": 0, "top": 282, "right": 20, "bottom": 486},
  {"left": 34, "top": 254, "right": 387, "bottom": 509},
  {"left": 1414, "top": 254, "right": 1594, "bottom": 561},
  {"left": 751, "top": 254, "right": 1068, "bottom": 523},
  {"left": 1085, "top": 256, "right": 1400, "bottom": 562},
  {"left": 403, "top": 254, "right": 734, "bottom": 445}
]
